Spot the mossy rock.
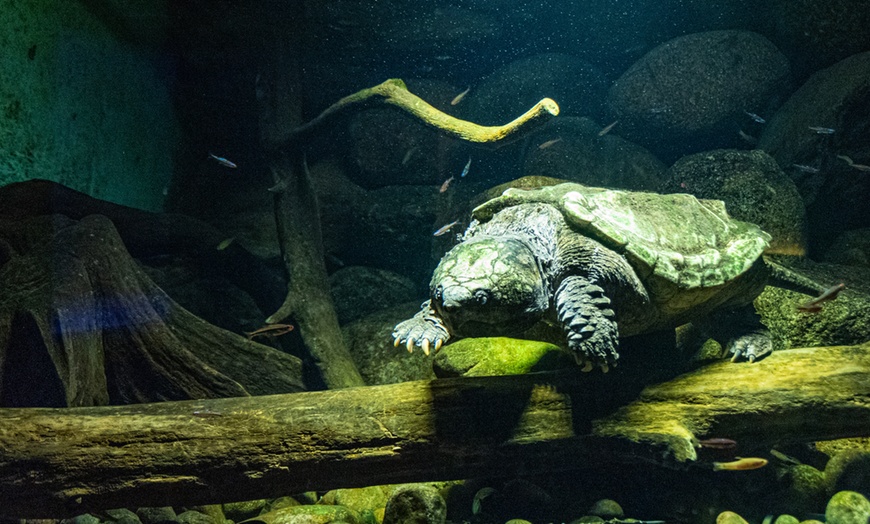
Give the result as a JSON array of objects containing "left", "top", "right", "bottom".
[{"left": 432, "top": 337, "right": 573, "bottom": 377}]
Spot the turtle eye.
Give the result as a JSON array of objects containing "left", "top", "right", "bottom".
[
  {"left": 433, "top": 285, "right": 443, "bottom": 302},
  {"left": 473, "top": 289, "right": 490, "bottom": 305}
]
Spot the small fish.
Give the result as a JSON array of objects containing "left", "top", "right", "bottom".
[
  {"left": 451, "top": 86, "right": 471, "bottom": 106},
  {"left": 216, "top": 237, "right": 235, "bottom": 251},
  {"left": 792, "top": 164, "right": 820, "bottom": 174},
  {"left": 244, "top": 323, "right": 295, "bottom": 340},
  {"left": 598, "top": 120, "right": 618, "bottom": 136},
  {"left": 459, "top": 157, "right": 472, "bottom": 178},
  {"left": 433, "top": 220, "right": 460, "bottom": 237},
  {"left": 737, "top": 129, "right": 758, "bottom": 144},
  {"left": 402, "top": 147, "right": 418, "bottom": 166},
  {"left": 808, "top": 126, "right": 835, "bottom": 134},
  {"left": 538, "top": 138, "right": 563, "bottom": 149},
  {"left": 744, "top": 111, "right": 766, "bottom": 124},
  {"left": 192, "top": 409, "right": 224, "bottom": 418},
  {"left": 797, "top": 283, "right": 845, "bottom": 313},
  {"left": 837, "top": 154, "right": 870, "bottom": 172},
  {"left": 471, "top": 487, "right": 497, "bottom": 515},
  {"left": 712, "top": 457, "right": 769, "bottom": 471},
  {"left": 208, "top": 152, "right": 238, "bottom": 169},
  {"left": 439, "top": 176, "right": 455, "bottom": 193},
  {"left": 697, "top": 437, "right": 738, "bottom": 450}
]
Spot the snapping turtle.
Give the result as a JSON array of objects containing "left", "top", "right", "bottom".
[{"left": 393, "top": 183, "right": 808, "bottom": 371}]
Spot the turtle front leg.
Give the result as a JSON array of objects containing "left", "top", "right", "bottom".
[
  {"left": 392, "top": 300, "right": 451, "bottom": 356},
  {"left": 555, "top": 275, "right": 620, "bottom": 372}
]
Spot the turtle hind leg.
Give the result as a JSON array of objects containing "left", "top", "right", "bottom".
[
  {"left": 555, "top": 275, "right": 620, "bottom": 371},
  {"left": 696, "top": 305, "right": 775, "bottom": 363}
]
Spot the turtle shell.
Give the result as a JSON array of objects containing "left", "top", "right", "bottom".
[{"left": 472, "top": 183, "right": 771, "bottom": 290}]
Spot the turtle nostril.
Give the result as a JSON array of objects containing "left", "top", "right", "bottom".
[{"left": 442, "top": 300, "right": 460, "bottom": 312}]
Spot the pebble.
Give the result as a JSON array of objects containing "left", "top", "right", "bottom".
[
  {"left": 383, "top": 485, "right": 447, "bottom": 524},
  {"left": 826, "top": 490, "right": 870, "bottom": 524}
]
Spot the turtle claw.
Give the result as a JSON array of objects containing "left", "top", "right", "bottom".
[
  {"left": 392, "top": 304, "right": 450, "bottom": 356},
  {"left": 726, "top": 329, "right": 773, "bottom": 363}
]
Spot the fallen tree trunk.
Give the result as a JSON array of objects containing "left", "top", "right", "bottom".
[{"left": 1, "top": 344, "right": 869, "bottom": 518}]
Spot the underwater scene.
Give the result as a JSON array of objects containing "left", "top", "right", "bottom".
[{"left": 2, "top": 0, "right": 870, "bottom": 523}]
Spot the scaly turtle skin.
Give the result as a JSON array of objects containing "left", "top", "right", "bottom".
[{"left": 393, "top": 183, "right": 774, "bottom": 371}]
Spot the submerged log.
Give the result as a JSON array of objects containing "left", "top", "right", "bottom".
[{"left": 0, "top": 344, "right": 868, "bottom": 517}]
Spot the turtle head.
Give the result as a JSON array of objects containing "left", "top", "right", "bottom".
[{"left": 430, "top": 236, "right": 549, "bottom": 337}]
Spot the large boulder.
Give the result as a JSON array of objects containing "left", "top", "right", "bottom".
[
  {"left": 659, "top": 149, "right": 807, "bottom": 256},
  {"left": 607, "top": 30, "right": 789, "bottom": 161},
  {"left": 758, "top": 52, "right": 870, "bottom": 255}
]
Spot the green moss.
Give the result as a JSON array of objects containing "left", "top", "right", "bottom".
[{"left": 432, "top": 337, "right": 573, "bottom": 377}]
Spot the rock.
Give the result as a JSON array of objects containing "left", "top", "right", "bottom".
[
  {"left": 177, "top": 511, "right": 216, "bottom": 524},
  {"left": 825, "top": 451, "right": 870, "bottom": 497},
  {"left": 185, "top": 507, "right": 225, "bottom": 524},
  {"left": 522, "top": 117, "right": 666, "bottom": 191},
  {"left": 135, "top": 508, "right": 178, "bottom": 524},
  {"left": 104, "top": 509, "right": 144, "bottom": 524},
  {"left": 660, "top": 149, "right": 807, "bottom": 256},
  {"left": 482, "top": 479, "right": 553, "bottom": 523},
  {"left": 753, "top": 0, "right": 870, "bottom": 80},
  {"left": 778, "top": 464, "right": 828, "bottom": 515},
  {"left": 329, "top": 266, "right": 418, "bottom": 325},
  {"left": 432, "top": 337, "right": 573, "bottom": 378},
  {"left": 242, "top": 505, "right": 360, "bottom": 524},
  {"left": 569, "top": 518, "right": 604, "bottom": 524},
  {"left": 320, "top": 486, "right": 390, "bottom": 515},
  {"left": 383, "top": 485, "right": 447, "bottom": 524},
  {"left": 0, "top": 2, "right": 176, "bottom": 211},
  {"left": 61, "top": 515, "right": 101, "bottom": 524},
  {"left": 223, "top": 500, "right": 266, "bottom": 522},
  {"left": 758, "top": 52, "right": 870, "bottom": 254},
  {"left": 825, "top": 229, "right": 870, "bottom": 268},
  {"left": 587, "top": 499, "right": 624, "bottom": 519},
  {"left": 773, "top": 515, "right": 800, "bottom": 524},
  {"left": 826, "top": 491, "right": 870, "bottom": 524},
  {"left": 753, "top": 258, "right": 870, "bottom": 349},
  {"left": 608, "top": 30, "right": 789, "bottom": 161},
  {"left": 716, "top": 511, "right": 749, "bottom": 524},
  {"left": 342, "top": 303, "right": 437, "bottom": 385}
]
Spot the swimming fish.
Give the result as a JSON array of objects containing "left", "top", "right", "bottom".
[
  {"left": 598, "top": 120, "right": 618, "bottom": 136},
  {"left": 538, "top": 138, "right": 563, "bottom": 149},
  {"left": 712, "top": 457, "right": 768, "bottom": 471},
  {"left": 439, "top": 176, "right": 455, "bottom": 193},
  {"left": 216, "top": 237, "right": 236, "bottom": 251},
  {"left": 402, "top": 147, "right": 418, "bottom": 166},
  {"left": 737, "top": 129, "right": 758, "bottom": 144},
  {"left": 697, "top": 437, "right": 738, "bottom": 450},
  {"left": 244, "top": 323, "right": 295, "bottom": 340},
  {"left": 744, "top": 111, "right": 766, "bottom": 124},
  {"left": 459, "top": 157, "right": 472, "bottom": 178},
  {"left": 471, "top": 487, "right": 497, "bottom": 515},
  {"left": 451, "top": 86, "right": 471, "bottom": 106},
  {"left": 837, "top": 154, "right": 870, "bottom": 172},
  {"left": 792, "top": 164, "right": 820, "bottom": 174},
  {"left": 797, "top": 282, "right": 845, "bottom": 313},
  {"left": 208, "top": 152, "right": 238, "bottom": 168},
  {"left": 433, "top": 220, "right": 460, "bottom": 236},
  {"left": 808, "top": 126, "right": 835, "bottom": 134}
]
